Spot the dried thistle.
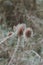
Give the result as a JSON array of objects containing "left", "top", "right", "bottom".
[{"left": 23, "top": 28, "right": 33, "bottom": 41}]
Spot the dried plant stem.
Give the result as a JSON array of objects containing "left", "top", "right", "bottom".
[
  {"left": 24, "top": 50, "right": 41, "bottom": 59},
  {"left": 8, "top": 37, "right": 20, "bottom": 65},
  {"left": 0, "top": 32, "right": 15, "bottom": 44},
  {"left": 31, "top": 50, "right": 41, "bottom": 58}
]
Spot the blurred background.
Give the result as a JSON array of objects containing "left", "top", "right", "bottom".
[{"left": 0, "top": 0, "right": 43, "bottom": 28}]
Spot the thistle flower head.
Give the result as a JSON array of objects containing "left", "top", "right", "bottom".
[
  {"left": 16, "top": 24, "right": 26, "bottom": 37},
  {"left": 23, "top": 27, "right": 33, "bottom": 40}
]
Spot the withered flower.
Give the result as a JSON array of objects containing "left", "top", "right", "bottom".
[
  {"left": 23, "top": 28, "right": 33, "bottom": 41},
  {"left": 16, "top": 24, "right": 26, "bottom": 37}
]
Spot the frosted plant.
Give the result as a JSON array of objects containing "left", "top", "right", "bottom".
[
  {"left": 23, "top": 27, "right": 33, "bottom": 41},
  {"left": 0, "top": 23, "right": 42, "bottom": 65},
  {"left": 8, "top": 23, "right": 26, "bottom": 65},
  {"left": 0, "top": 32, "right": 14, "bottom": 44},
  {"left": 19, "top": 50, "right": 41, "bottom": 65},
  {"left": 0, "top": 24, "right": 26, "bottom": 44},
  {"left": 20, "top": 27, "right": 33, "bottom": 50},
  {"left": 14, "top": 23, "right": 26, "bottom": 35}
]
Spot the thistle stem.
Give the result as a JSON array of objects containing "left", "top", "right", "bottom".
[{"left": 8, "top": 37, "right": 20, "bottom": 65}]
